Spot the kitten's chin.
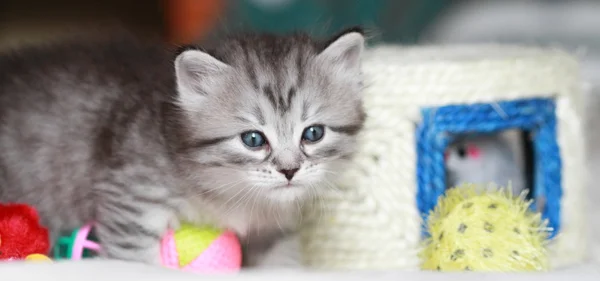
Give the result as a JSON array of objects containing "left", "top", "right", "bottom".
[{"left": 265, "top": 185, "right": 310, "bottom": 204}]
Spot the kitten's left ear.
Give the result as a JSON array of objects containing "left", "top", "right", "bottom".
[{"left": 317, "top": 28, "right": 365, "bottom": 74}]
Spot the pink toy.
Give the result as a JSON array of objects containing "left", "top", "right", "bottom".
[
  {"left": 53, "top": 222, "right": 101, "bottom": 260},
  {"left": 71, "top": 223, "right": 101, "bottom": 260},
  {"left": 160, "top": 226, "right": 242, "bottom": 273},
  {"left": 55, "top": 222, "right": 242, "bottom": 273}
]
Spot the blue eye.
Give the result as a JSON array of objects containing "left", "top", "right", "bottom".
[
  {"left": 241, "top": 131, "right": 267, "bottom": 148},
  {"left": 302, "top": 125, "right": 325, "bottom": 143}
]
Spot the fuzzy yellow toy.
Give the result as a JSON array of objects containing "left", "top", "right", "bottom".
[{"left": 420, "top": 183, "right": 550, "bottom": 272}]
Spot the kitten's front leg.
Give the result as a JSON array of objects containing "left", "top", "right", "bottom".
[
  {"left": 244, "top": 232, "right": 303, "bottom": 268},
  {"left": 94, "top": 181, "right": 178, "bottom": 265},
  {"left": 250, "top": 233, "right": 303, "bottom": 268}
]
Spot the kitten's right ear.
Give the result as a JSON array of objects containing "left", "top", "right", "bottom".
[{"left": 174, "top": 49, "right": 230, "bottom": 102}]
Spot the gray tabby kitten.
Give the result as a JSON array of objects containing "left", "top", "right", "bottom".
[{"left": 0, "top": 28, "right": 366, "bottom": 265}]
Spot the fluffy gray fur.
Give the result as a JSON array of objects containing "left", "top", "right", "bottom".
[{"left": 0, "top": 29, "right": 366, "bottom": 266}]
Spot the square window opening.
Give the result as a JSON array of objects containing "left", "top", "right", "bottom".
[{"left": 416, "top": 98, "right": 561, "bottom": 238}]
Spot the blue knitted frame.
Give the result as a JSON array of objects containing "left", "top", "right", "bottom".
[{"left": 416, "top": 97, "right": 561, "bottom": 238}]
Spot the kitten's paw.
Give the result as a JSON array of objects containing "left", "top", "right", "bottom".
[
  {"left": 248, "top": 233, "right": 303, "bottom": 268},
  {"left": 102, "top": 241, "right": 164, "bottom": 266},
  {"left": 133, "top": 243, "right": 164, "bottom": 266}
]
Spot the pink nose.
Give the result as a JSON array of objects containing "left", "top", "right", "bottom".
[{"left": 278, "top": 169, "right": 299, "bottom": 180}]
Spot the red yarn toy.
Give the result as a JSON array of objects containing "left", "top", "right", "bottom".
[{"left": 0, "top": 203, "right": 50, "bottom": 261}]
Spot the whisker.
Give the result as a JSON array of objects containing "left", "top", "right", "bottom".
[
  {"left": 322, "top": 178, "right": 342, "bottom": 194},
  {"left": 248, "top": 185, "right": 260, "bottom": 226},
  {"left": 311, "top": 183, "right": 326, "bottom": 226},
  {"left": 295, "top": 196, "right": 303, "bottom": 224},
  {"left": 274, "top": 203, "right": 284, "bottom": 232},
  {"left": 227, "top": 184, "right": 256, "bottom": 216},
  {"left": 322, "top": 170, "right": 339, "bottom": 176},
  {"left": 198, "top": 178, "right": 245, "bottom": 195},
  {"left": 221, "top": 182, "right": 250, "bottom": 207},
  {"left": 251, "top": 188, "right": 264, "bottom": 237}
]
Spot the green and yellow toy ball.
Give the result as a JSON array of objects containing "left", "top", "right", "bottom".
[{"left": 420, "top": 183, "right": 550, "bottom": 272}]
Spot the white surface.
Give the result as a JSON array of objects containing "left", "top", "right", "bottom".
[{"left": 1, "top": 259, "right": 600, "bottom": 281}]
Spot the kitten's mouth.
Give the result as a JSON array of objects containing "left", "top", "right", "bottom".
[{"left": 274, "top": 182, "right": 300, "bottom": 189}]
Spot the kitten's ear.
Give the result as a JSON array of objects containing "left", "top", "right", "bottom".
[
  {"left": 174, "top": 49, "right": 230, "bottom": 101},
  {"left": 317, "top": 28, "right": 365, "bottom": 74}
]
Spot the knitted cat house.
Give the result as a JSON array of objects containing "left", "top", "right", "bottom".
[{"left": 300, "top": 45, "right": 588, "bottom": 270}]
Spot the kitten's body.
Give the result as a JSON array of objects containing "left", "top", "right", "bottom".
[{"left": 0, "top": 30, "right": 365, "bottom": 265}]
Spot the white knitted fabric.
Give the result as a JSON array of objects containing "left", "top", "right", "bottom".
[{"left": 300, "top": 44, "right": 588, "bottom": 270}]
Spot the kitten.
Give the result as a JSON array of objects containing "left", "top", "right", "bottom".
[
  {"left": 445, "top": 133, "right": 526, "bottom": 195},
  {"left": 0, "top": 28, "right": 366, "bottom": 265}
]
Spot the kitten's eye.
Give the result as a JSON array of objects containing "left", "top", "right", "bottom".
[
  {"left": 302, "top": 125, "right": 325, "bottom": 143},
  {"left": 241, "top": 131, "right": 267, "bottom": 148}
]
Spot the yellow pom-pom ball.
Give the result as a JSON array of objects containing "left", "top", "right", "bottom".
[{"left": 420, "top": 183, "right": 550, "bottom": 272}]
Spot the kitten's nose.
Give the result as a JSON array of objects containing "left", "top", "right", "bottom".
[{"left": 278, "top": 168, "right": 299, "bottom": 181}]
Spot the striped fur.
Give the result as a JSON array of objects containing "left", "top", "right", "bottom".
[{"left": 0, "top": 28, "right": 365, "bottom": 266}]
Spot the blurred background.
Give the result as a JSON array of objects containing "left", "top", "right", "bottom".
[
  {"left": 2, "top": 0, "right": 599, "bottom": 85},
  {"left": 0, "top": 0, "right": 445, "bottom": 47},
  {"left": 1, "top": 0, "right": 599, "bottom": 262}
]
